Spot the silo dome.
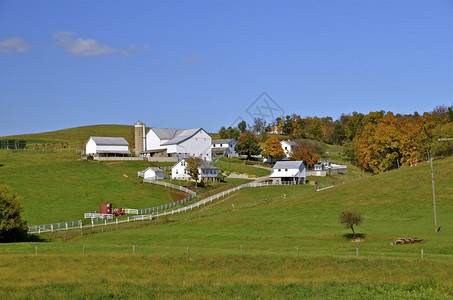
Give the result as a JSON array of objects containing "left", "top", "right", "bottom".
[{"left": 135, "top": 120, "right": 144, "bottom": 126}]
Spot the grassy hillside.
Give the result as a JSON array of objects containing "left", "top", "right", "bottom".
[
  {"left": 0, "top": 124, "right": 135, "bottom": 149},
  {"left": 1, "top": 151, "right": 453, "bottom": 297},
  {"left": 0, "top": 151, "right": 187, "bottom": 224}
]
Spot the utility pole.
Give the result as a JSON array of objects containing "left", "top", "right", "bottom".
[{"left": 429, "top": 151, "right": 438, "bottom": 233}]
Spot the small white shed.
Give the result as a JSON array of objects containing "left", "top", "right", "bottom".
[{"left": 139, "top": 167, "right": 165, "bottom": 180}]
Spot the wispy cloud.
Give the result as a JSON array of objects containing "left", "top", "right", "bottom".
[
  {"left": 52, "top": 31, "right": 150, "bottom": 57},
  {"left": 181, "top": 55, "right": 203, "bottom": 63},
  {"left": 52, "top": 31, "right": 115, "bottom": 57},
  {"left": 121, "top": 44, "right": 151, "bottom": 57},
  {"left": 0, "top": 37, "right": 32, "bottom": 53}
]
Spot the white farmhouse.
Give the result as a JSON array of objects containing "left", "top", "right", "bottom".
[
  {"left": 138, "top": 167, "right": 165, "bottom": 180},
  {"left": 269, "top": 161, "right": 306, "bottom": 184},
  {"left": 280, "top": 140, "right": 298, "bottom": 159},
  {"left": 141, "top": 127, "right": 212, "bottom": 161},
  {"left": 171, "top": 159, "right": 219, "bottom": 183},
  {"left": 85, "top": 137, "right": 130, "bottom": 157},
  {"left": 211, "top": 139, "right": 238, "bottom": 158}
]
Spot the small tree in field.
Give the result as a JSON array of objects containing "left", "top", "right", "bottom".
[
  {"left": 235, "top": 131, "right": 261, "bottom": 160},
  {"left": 339, "top": 211, "right": 363, "bottom": 239},
  {"left": 185, "top": 157, "right": 202, "bottom": 187},
  {"left": 0, "top": 185, "right": 28, "bottom": 242}
]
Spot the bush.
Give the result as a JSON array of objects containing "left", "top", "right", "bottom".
[{"left": 0, "top": 185, "right": 28, "bottom": 242}]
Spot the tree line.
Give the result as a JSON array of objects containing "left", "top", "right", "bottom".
[{"left": 219, "top": 104, "right": 453, "bottom": 173}]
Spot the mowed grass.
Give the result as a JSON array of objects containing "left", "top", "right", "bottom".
[
  {"left": 0, "top": 150, "right": 187, "bottom": 224},
  {"left": 213, "top": 157, "right": 271, "bottom": 177},
  {"left": 1, "top": 154, "right": 453, "bottom": 298}
]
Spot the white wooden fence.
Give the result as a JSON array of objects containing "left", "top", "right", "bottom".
[{"left": 28, "top": 180, "right": 300, "bottom": 234}]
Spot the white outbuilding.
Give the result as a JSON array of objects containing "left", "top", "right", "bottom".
[
  {"left": 269, "top": 160, "right": 306, "bottom": 184},
  {"left": 85, "top": 136, "right": 130, "bottom": 157},
  {"left": 280, "top": 140, "right": 298, "bottom": 158},
  {"left": 211, "top": 139, "right": 238, "bottom": 158},
  {"left": 138, "top": 167, "right": 165, "bottom": 180}
]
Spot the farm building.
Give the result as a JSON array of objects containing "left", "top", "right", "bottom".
[
  {"left": 138, "top": 167, "right": 165, "bottom": 180},
  {"left": 211, "top": 139, "right": 238, "bottom": 158},
  {"left": 269, "top": 161, "right": 306, "bottom": 184},
  {"left": 307, "top": 161, "right": 348, "bottom": 176},
  {"left": 171, "top": 158, "right": 219, "bottom": 183},
  {"left": 85, "top": 136, "right": 130, "bottom": 157},
  {"left": 135, "top": 121, "right": 212, "bottom": 161},
  {"left": 281, "top": 140, "right": 298, "bottom": 158}
]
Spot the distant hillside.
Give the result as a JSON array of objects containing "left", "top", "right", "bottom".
[
  {"left": 1, "top": 125, "right": 221, "bottom": 149},
  {"left": 0, "top": 124, "right": 135, "bottom": 149}
]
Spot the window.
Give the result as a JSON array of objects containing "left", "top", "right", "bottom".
[
  {"left": 278, "top": 169, "right": 281, "bottom": 172},
  {"left": 176, "top": 170, "right": 178, "bottom": 174},
  {"left": 285, "top": 147, "right": 287, "bottom": 150}
]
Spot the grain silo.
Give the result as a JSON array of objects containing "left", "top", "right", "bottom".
[{"left": 134, "top": 121, "right": 146, "bottom": 156}]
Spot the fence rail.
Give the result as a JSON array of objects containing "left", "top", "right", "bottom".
[{"left": 29, "top": 180, "right": 302, "bottom": 234}]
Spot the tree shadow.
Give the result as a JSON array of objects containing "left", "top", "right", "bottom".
[
  {"left": 342, "top": 233, "right": 366, "bottom": 240},
  {"left": 27, "top": 234, "right": 48, "bottom": 242}
]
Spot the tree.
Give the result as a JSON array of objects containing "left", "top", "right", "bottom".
[
  {"left": 261, "top": 137, "right": 285, "bottom": 161},
  {"left": 290, "top": 145, "right": 320, "bottom": 167},
  {"left": 0, "top": 185, "right": 28, "bottom": 242},
  {"left": 235, "top": 131, "right": 261, "bottom": 159},
  {"left": 252, "top": 118, "right": 266, "bottom": 135},
  {"left": 238, "top": 120, "right": 247, "bottom": 134},
  {"left": 185, "top": 157, "right": 202, "bottom": 186},
  {"left": 339, "top": 211, "right": 363, "bottom": 239}
]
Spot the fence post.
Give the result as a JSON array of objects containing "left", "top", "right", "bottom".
[
  {"left": 297, "top": 245, "right": 299, "bottom": 257},
  {"left": 133, "top": 245, "right": 136, "bottom": 255},
  {"left": 241, "top": 245, "right": 243, "bottom": 256},
  {"left": 421, "top": 249, "right": 424, "bottom": 260},
  {"left": 83, "top": 245, "right": 85, "bottom": 255},
  {"left": 35, "top": 246, "right": 38, "bottom": 256},
  {"left": 187, "top": 245, "right": 190, "bottom": 257},
  {"left": 356, "top": 247, "right": 359, "bottom": 258}
]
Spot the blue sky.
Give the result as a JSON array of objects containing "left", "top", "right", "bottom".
[{"left": 0, "top": 0, "right": 452, "bottom": 136}]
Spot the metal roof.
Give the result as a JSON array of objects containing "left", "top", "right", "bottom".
[
  {"left": 212, "top": 139, "right": 234, "bottom": 144},
  {"left": 272, "top": 161, "right": 304, "bottom": 169},
  {"left": 150, "top": 128, "right": 205, "bottom": 145},
  {"left": 88, "top": 136, "right": 129, "bottom": 146}
]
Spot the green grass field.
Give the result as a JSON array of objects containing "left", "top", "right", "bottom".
[
  {"left": 0, "top": 150, "right": 187, "bottom": 224},
  {"left": 1, "top": 154, "right": 452, "bottom": 298},
  {"left": 1, "top": 126, "right": 453, "bottom": 298},
  {"left": 213, "top": 157, "right": 271, "bottom": 177}
]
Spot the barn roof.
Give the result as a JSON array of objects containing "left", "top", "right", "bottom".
[
  {"left": 150, "top": 128, "right": 207, "bottom": 145},
  {"left": 88, "top": 136, "right": 129, "bottom": 146}
]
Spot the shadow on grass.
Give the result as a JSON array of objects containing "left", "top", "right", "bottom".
[
  {"left": 28, "top": 234, "right": 48, "bottom": 242},
  {"left": 342, "top": 233, "right": 366, "bottom": 240}
]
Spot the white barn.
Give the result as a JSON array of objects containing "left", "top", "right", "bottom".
[
  {"left": 138, "top": 167, "right": 165, "bottom": 180},
  {"left": 171, "top": 159, "right": 219, "bottom": 183},
  {"left": 211, "top": 139, "right": 238, "bottom": 158},
  {"left": 85, "top": 137, "right": 130, "bottom": 157},
  {"left": 269, "top": 161, "right": 306, "bottom": 184},
  {"left": 281, "top": 140, "right": 298, "bottom": 159},
  {"left": 142, "top": 127, "right": 212, "bottom": 161}
]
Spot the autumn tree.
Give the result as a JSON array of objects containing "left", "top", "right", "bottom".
[
  {"left": 235, "top": 131, "right": 261, "bottom": 160},
  {"left": 185, "top": 157, "right": 202, "bottom": 186},
  {"left": 432, "top": 123, "right": 453, "bottom": 157},
  {"left": 339, "top": 211, "right": 363, "bottom": 239},
  {"left": 0, "top": 185, "right": 28, "bottom": 242},
  {"left": 261, "top": 137, "right": 285, "bottom": 161},
  {"left": 290, "top": 145, "right": 320, "bottom": 167}
]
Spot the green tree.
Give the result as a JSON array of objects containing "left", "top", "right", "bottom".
[
  {"left": 339, "top": 211, "right": 363, "bottom": 239},
  {"left": 0, "top": 185, "right": 28, "bottom": 242},
  {"left": 238, "top": 120, "right": 247, "bottom": 134},
  {"left": 185, "top": 157, "right": 202, "bottom": 186},
  {"left": 235, "top": 131, "right": 261, "bottom": 160},
  {"left": 261, "top": 137, "right": 285, "bottom": 161}
]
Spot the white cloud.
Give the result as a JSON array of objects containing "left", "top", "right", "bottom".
[
  {"left": 0, "top": 37, "right": 32, "bottom": 53},
  {"left": 52, "top": 31, "right": 115, "bottom": 57}
]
